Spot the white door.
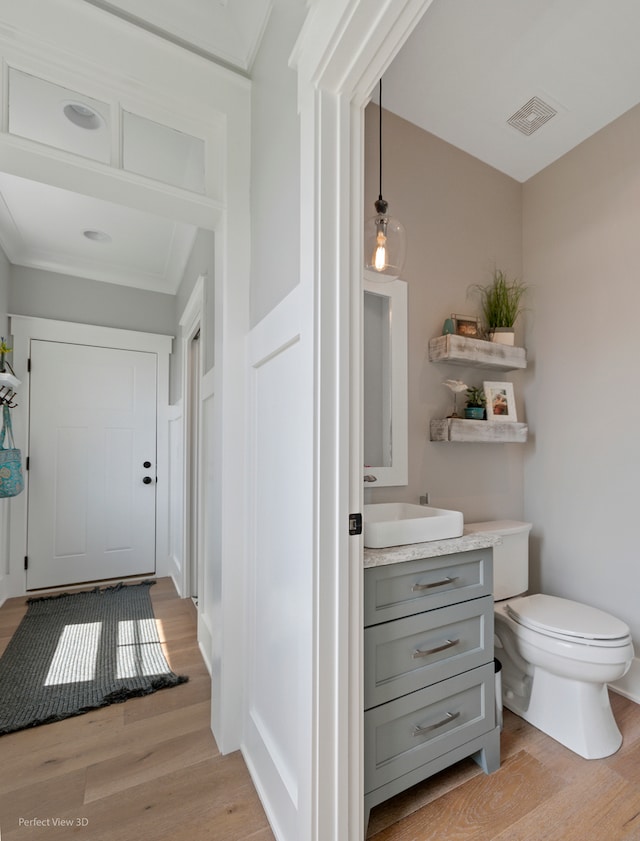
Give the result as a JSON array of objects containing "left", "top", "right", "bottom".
[{"left": 26, "top": 340, "right": 158, "bottom": 590}]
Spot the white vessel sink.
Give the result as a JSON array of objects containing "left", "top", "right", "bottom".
[{"left": 363, "top": 503, "right": 463, "bottom": 548}]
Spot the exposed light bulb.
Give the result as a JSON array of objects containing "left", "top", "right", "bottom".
[
  {"left": 364, "top": 79, "right": 407, "bottom": 280},
  {"left": 373, "top": 230, "right": 387, "bottom": 271}
]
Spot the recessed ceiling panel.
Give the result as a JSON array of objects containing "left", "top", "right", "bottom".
[
  {"left": 123, "top": 111, "right": 205, "bottom": 193},
  {"left": 8, "top": 69, "right": 111, "bottom": 164}
]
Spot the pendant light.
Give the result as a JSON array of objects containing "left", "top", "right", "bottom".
[{"left": 364, "top": 78, "right": 406, "bottom": 280}]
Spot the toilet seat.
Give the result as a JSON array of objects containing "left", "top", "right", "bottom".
[{"left": 505, "top": 594, "right": 631, "bottom": 647}]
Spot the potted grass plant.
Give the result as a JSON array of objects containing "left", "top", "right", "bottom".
[
  {"left": 471, "top": 269, "right": 528, "bottom": 345},
  {"left": 464, "top": 386, "right": 486, "bottom": 420}
]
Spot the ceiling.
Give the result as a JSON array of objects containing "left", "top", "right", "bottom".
[
  {"left": 83, "top": 0, "right": 272, "bottom": 75},
  {"left": 382, "top": 0, "right": 640, "bottom": 182},
  {"left": 3, "top": 1, "right": 640, "bottom": 293}
]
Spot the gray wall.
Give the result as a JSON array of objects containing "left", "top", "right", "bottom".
[
  {"left": 9, "top": 266, "right": 175, "bottom": 335},
  {"left": 364, "top": 105, "right": 525, "bottom": 523},
  {"left": 8, "top": 230, "right": 216, "bottom": 408},
  {"left": 171, "top": 228, "right": 215, "bottom": 404},
  {"left": 522, "top": 103, "right": 640, "bottom": 643},
  {"left": 249, "top": 0, "right": 305, "bottom": 327},
  {"left": 0, "top": 247, "right": 8, "bottom": 348}
]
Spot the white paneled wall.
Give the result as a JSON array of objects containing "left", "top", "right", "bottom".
[{"left": 243, "top": 286, "right": 313, "bottom": 841}]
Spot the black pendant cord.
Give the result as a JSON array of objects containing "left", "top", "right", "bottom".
[
  {"left": 378, "top": 78, "right": 383, "bottom": 202},
  {"left": 375, "top": 79, "right": 388, "bottom": 215}
]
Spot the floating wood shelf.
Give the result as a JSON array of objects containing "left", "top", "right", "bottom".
[
  {"left": 430, "top": 418, "right": 528, "bottom": 443},
  {"left": 429, "top": 334, "right": 526, "bottom": 371}
]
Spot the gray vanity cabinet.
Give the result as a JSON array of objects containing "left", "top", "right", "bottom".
[{"left": 363, "top": 548, "right": 501, "bottom": 832}]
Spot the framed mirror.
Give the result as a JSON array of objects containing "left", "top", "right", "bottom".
[{"left": 363, "top": 271, "right": 408, "bottom": 487}]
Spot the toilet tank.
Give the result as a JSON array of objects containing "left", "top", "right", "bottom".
[{"left": 464, "top": 520, "right": 532, "bottom": 601}]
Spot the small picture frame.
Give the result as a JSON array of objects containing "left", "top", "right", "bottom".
[
  {"left": 484, "top": 381, "right": 517, "bottom": 422},
  {"left": 452, "top": 314, "right": 481, "bottom": 338}
]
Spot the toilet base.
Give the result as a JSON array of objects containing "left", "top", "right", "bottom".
[{"left": 504, "top": 665, "right": 622, "bottom": 759}]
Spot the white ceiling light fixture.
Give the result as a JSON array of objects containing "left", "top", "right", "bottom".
[
  {"left": 83, "top": 229, "right": 112, "bottom": 243},
  {"left": 364, "top": 78, "right": 406, "bottom": 281},
  {"left": 63, "top": 101, "right": 105, "bottom": 131}
]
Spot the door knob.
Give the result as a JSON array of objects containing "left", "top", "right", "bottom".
[{"left": 143, "top": 476, "right": 153, "bottom": 485}]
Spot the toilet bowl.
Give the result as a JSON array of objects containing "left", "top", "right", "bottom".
[
  {"left": 495, "top": 594, "right": 633, "bottom": 758},
  {"left": 465, "top": 521, "right": 634, "bottom": 759}
]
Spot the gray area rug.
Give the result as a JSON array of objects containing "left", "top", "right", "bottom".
[{"left": 0, "top": 580, "right": 188, "bottom": 735}]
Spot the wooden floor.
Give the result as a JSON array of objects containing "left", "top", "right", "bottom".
[
  {"left": 367, "top": 690, "right": 640, "bottom": 841},
  {"left": 0, "top": 578, "right": 275, "bottom": 841},
  {"left": 2, "top": 579, "right": 640, "bottom": 840}
]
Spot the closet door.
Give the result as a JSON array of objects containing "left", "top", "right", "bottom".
[{"left": 26, "top": 340, "right": 157, "bottom": 590}]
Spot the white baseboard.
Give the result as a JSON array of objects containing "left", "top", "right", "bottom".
[
  {"left": 197, "top": 612, "right": 213, "bottom": 676},
  {"left": 610, "top": 656, "right": 640, "bottom": 704}
]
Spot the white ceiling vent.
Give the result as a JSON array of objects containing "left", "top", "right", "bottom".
[{"left": 507, "top": 96, "right": 557, "bottom": 136}]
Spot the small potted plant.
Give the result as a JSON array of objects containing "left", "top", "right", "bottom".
[
  {"left": 464, "top": 386, "right": 486, "bottom": 420},
  {"left": 470, "top": 269, "right": 528, "bottom": 345}
]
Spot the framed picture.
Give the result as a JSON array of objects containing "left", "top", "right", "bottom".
[
  {"left": 484, "top": 381, "right": 517, "bottom": 422},
  {"left": 452, "top": 314, "right": 481, "bottom": 338}
]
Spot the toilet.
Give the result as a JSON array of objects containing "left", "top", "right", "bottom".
[{"left": 464, "top": 520, "right": 634, "bottom": 759}]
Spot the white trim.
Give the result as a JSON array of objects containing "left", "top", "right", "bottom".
[
  {"left": 6, "top": 314, "right": 172, "bottom": 598},
  {"left": 362, "top": 275, "right": 408, "bottom": 487},
  {"left": 166, "top": 399, "right": 184, "bottom": 595},
  {"left": 178, "top": 275, "right": 204, "bottom": 601},
  {"left": 291, "top": 2, "right": 437, "bottom": 838},
  {"left": 9, "top": 314, "right": 172, "bottom": 354}
]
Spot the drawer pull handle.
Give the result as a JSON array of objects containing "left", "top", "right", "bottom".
[
  {"left": 411, "top": 576, "right": 459, "bottom": 592},
  {"left": 412, "top": 638, "right": 460, "bottom": 659},
  {"left": 412, "top": 711, "right": 460, "bottom": 737}
]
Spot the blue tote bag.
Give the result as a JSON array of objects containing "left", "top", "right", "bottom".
[{"left": 0, "top": 403, "right": 24, "bottom": 498}]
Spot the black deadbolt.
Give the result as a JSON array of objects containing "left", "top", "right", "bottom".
[{"left": 143, "top": 461, "right": 152, "bottom": 469}]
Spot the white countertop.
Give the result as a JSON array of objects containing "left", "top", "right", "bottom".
[{"left": 363, "top": 532, "right": 500, "bottom": 568}]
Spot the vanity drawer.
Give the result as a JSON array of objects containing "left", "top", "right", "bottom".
[
  {"left": 364, "top": 596, "right": 493, "bottom": 709},
  {"left": 364, "top": 549, "right": 492, "bottom": 626},
  {"left": 364, "top": 662, "right": 495, "bottom": 793}
]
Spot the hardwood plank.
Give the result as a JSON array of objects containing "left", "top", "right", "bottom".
[
  {"left": 493, "top": 763, "right": 640, "bottom": 841},
  {"left": 0, "top": 768, "right": 87, "bottom": 829},
  {"left": 369, "top": 750, "right": 563, "bottom": 841},
  {"left": 0, "top": 700, "right": 214, "bottom": 795},
  {"left": 84, "top": 727, "right": 218, "bottom": 802}
]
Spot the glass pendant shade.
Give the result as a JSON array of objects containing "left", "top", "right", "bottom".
[
  {"left": 365, "top": 78, "right": 406, "bottom": 281},
  {"left": 364, "top": 197, "right": 406, "bottom": 280}
]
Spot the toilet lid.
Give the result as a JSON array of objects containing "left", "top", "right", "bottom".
[{"left": 506, "top": 594, "right": 630, "bottom": 641}]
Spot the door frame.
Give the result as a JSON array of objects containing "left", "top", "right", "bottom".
[
  {"left": 291, "top": 1, "right": 435, "bottom": 836},
  {"left": 7, "top": 314, "right": 172, "bottom": 597},
  {"left": 178, "top": 274, "right": 204, "bottom": 602}
]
